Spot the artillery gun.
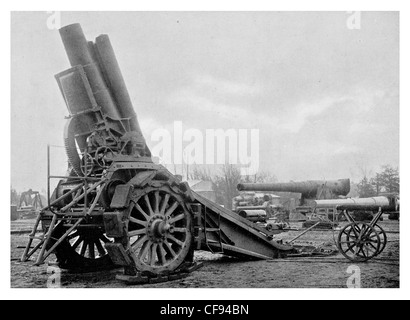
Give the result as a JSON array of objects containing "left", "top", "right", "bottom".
[
  {"left": 237, "top": 179, "right": 351, "bottom": 203},
  {"left": 21, "top": 24, "right": 294, "bottom": 283},
  {"left": 313, "top": 195, "right": 399, "bottom": 212},
  {"left": 237, "top": 179, "right": 350, "bottom": 219},
  {"left": 314, "top": 195, "right": 399, "bottom": 262}
]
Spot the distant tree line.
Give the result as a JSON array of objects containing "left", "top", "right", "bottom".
[
  {"left": 189, "top": 164, "right": 400, "bottom": 209},
  {"left": 356, "top": 165, "right": 399, "bottom": 198}
]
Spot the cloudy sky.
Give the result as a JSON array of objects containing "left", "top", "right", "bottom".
[{"left": 11, "top": 11, "right": 399, "bottom": 192}]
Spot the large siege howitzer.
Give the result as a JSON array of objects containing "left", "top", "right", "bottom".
[{"left": 21, "top": 24, "right": 294, "bottom": 283}]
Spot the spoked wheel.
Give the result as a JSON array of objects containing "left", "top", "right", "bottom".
[
  {"left": 337, "top": 222, "right": 381, "bottom": 262},
  {"left": 80, "top": 153, "right": 95, "bottom": 176},
  {"left": 95, "top": 146, "right": 114, "bottom": 169},
  {"left": 374, "top": 224, "right": 387, "bottom": 256},
  {"left": 47, "top": 222, "right": 115, "bottom": 272},
  {"left": 126, "top": 187, "right": 193, "bottom": 274}
]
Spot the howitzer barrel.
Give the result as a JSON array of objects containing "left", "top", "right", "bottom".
[
  {"left": 59, "top": 23, "right": 94, "bottom": 66},
  {"left": 314, "top": 196, "right": 397, "bottom": 211},
  {"left": 94, "top": 35, "right": 142, "bottom": 133},
  {"left": 59, "top": 23, "right": 120, "bottom": 119},
  {"left": 237, "top": 179, "right": 350, "bottom": 198}
]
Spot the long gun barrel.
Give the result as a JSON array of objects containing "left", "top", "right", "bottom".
[
  {"left": 94, "top": 34, "right": 143, "bottom": 133},
  {"left": 314, "top": 196, "right": 399, "bottom": 211},
  {"left": 237, "top": 179, "right": 350, "bottom": 199}
]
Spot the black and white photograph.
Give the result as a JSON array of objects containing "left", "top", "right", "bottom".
[{"left": 4, "top": 4, "right": 408, "bottom": 301}]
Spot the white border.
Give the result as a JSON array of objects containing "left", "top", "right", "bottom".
[{"left": 2, "top": 0, "right": 408, "bottom": 300}]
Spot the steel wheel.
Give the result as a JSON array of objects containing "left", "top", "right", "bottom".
[
  {"left": 48, "top": 223, "right": 115, "bottom": 272},
  {"left": 67, "top": 229, "right": 111, "bottom": 260},
  {"left": 127, "top": 187, "right": 193, "bottom": 274},
  {"left": 337, "top": 222, "right": 381, "bottom": 262}
]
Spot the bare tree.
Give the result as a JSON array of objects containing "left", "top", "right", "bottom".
[
  {"left": 357, "top": 176, "right": 377, "bottom": 198},
  {"left": 188, "top": 164, "right": 278, "bottom": 209},
  {"left": 188, "top": 165, "right": 214, "bottom": 182},
  {"left": 213, "top": 164, "right": 242, "bottom": 209}
]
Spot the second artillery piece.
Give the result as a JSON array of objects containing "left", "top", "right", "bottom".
[
  {"left": 21, "top": 23, "right": 295, "bottom": 283},
  {"left": 314, "top": 195, "right": 399, "bottom": 262},
  {"left": 237, "top": 179, "right": 351, "bottom": 220}
]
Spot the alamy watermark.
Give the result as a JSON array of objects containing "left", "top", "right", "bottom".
[
  {"left": 150, "top": 121, "right": 260, "bottom": 176},
  {"left": 346, "top": 11, "right": 361, "bottom": 30},
  {"left": 346, "top": 265, "right": 361, "bottom": 288},
  {"left": 46, "top": 11, "right": 61, "bottom": 30},
  {"left": 47, "top": 266, "right": 61, "bottom": 288}
]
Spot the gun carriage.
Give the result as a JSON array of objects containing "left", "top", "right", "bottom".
[
  {"left": 21, "top": 24, "right": 294, "bottom": 282},
  {"left": 314, "top": 195, "right": 399, "bottom": 262}
]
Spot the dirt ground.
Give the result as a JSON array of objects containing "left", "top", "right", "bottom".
[{"left": 10, "top": 216, "right": 399, "bottom": 288}]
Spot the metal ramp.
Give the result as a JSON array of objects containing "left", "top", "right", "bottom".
[{"left": 190, "top": 192, "right": 294, "bottom": 260}]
